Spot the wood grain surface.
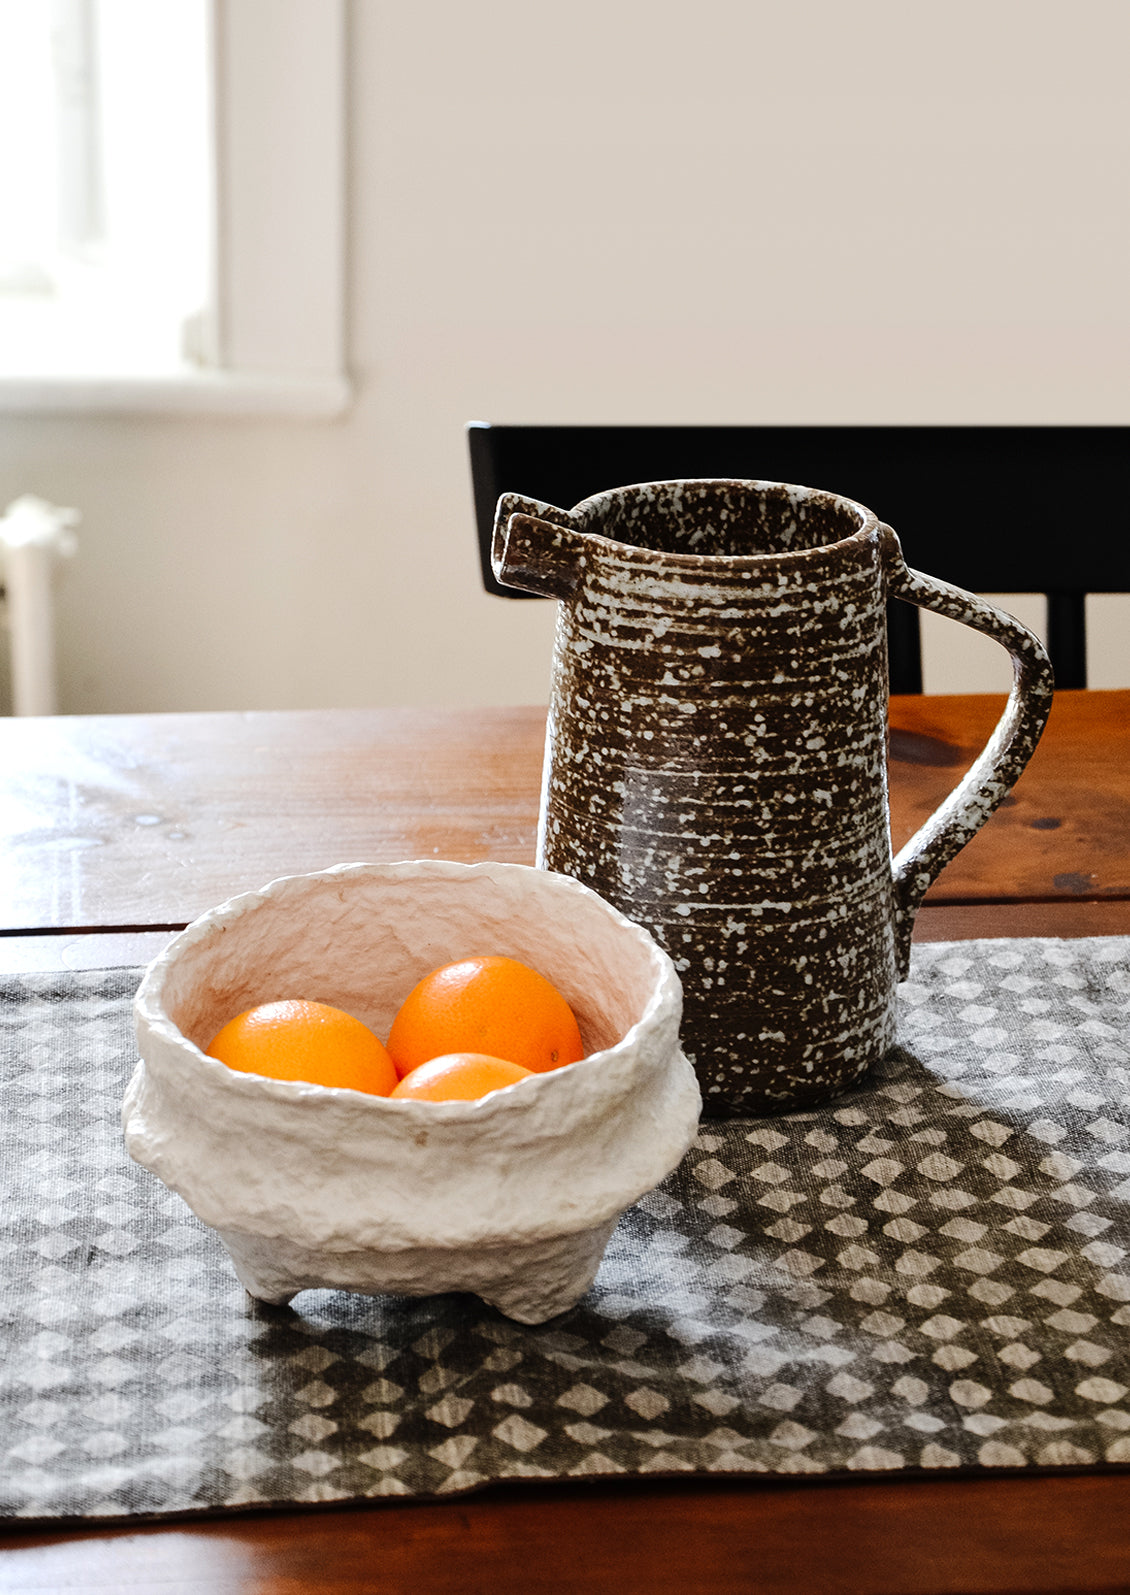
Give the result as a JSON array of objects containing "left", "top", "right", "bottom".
[
  {"left": 0, "top": 706, "right": 545, "bottom": 933},
  {"left": 2, "top": 690, "right": 1128, "bottom": 1594},
  {"left": 2, "top": 691, "right": 1128, "bottom": 935},
  {"left": 3, "top": 1471, "right": 1130, "bottom": 1595},
  {"left": 888, "top": 689, "right": 1130, "bottom": 904}
]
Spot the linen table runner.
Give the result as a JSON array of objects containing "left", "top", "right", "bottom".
[{"left": 1, "top": 936, "right": 1128, "bottom": 1520}]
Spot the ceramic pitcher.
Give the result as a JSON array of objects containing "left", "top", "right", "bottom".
[{"left": 493, "top": 478, "right": 1055, "bottom": 1118}]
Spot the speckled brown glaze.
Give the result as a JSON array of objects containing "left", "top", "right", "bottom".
[{"left": 493, "top": 480, "right": 1054, "bottom": 1118}]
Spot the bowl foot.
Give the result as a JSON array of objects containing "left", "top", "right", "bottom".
[
  {"left": 216, "top": 1218, "right": 618, "bottom": 1324},
  {"left": 228, "top": 1252, "right": 297, "bottom": 1306}
]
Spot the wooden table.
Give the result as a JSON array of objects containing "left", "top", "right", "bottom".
[{"left": 1, "top": 690, "right": 1128, "bottom": 1594}]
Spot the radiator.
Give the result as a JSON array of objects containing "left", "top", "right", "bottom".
[{"left": 0, "top": 496, "right": 79, "bottom": 716}]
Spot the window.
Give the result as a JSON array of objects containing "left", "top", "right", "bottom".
[{"left": 0, "top": 0, "right": 348, "bottom": 416}]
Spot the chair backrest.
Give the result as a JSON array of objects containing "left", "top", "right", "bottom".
[{"left": 468, "top": 422, "right": 1130, "bottom": 691}]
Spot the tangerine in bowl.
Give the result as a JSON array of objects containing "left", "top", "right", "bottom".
[{"left": 124, "top": 859, "right": 701, "bottom": 1323}]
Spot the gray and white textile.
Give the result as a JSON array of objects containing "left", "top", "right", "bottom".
[{"left": 1, "top": 937, "right": 1128, "bottom": 1520}]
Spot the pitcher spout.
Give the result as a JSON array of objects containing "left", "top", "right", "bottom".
[{"left": 491, "top": 494, "right": 588, "bottom": 600}]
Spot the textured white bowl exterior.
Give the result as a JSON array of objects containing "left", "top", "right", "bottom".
[{"left": 124, "top": 860, "right": 701, "bottom": 1323}]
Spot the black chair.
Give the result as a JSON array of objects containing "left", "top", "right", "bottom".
[{"left": 469, "top": 422, "right": 1130, "bottom": 692}]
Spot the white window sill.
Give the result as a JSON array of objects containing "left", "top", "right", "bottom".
[{"left": 0, "top": 368, "right": 353, "bottom": 418}]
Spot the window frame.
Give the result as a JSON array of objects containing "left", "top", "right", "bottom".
[{"left": 0, "top": 0, "right": 349, "bottom": 418}]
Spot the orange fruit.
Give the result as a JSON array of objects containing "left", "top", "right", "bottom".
[
  {"left": 386, "top": 955, "right": 584, "bottom": 1079},
  {"left": 206, "top": 999, "right": 398, "bottom": 1096},
  {"left": 390, "top": 1053, "right": 534, "bottom": 1102}
]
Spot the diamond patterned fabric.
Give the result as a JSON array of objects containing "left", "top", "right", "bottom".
[{"left": 2, "top": 938, "right": 1128, "bottom": 1521}]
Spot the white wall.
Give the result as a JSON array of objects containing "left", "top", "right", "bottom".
[{"left": 2, "top": 0, "right": 1128, "bottom": 713}]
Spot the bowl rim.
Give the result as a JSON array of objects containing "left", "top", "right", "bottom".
[{"left": 133, "top": 856, "right": 684, "bottom": 1124}]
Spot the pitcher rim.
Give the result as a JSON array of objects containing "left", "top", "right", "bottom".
[{"left": 566, "top": 477, "right": 882, "bottom": 568}]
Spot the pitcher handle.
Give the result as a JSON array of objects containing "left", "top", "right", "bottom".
[{"left": 881, "top": 523, "right": 1055, "bottom": 978}]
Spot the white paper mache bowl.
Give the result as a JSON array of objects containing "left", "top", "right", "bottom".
[{"left": 124, "top": 859, "right": 702, "bottom": 1324}]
